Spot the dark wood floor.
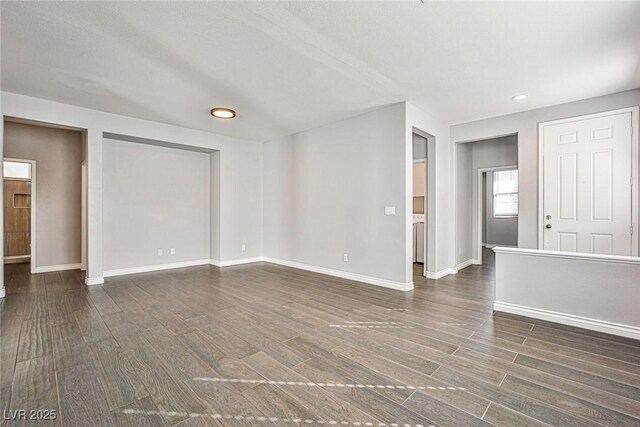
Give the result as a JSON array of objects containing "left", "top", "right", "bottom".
[{"left": 1, "top": 251, "right": 639, "bottom": 426}]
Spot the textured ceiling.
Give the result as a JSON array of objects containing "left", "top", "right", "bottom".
[{"left": 2, "top": 2, "right": 639, "bottom": 142}]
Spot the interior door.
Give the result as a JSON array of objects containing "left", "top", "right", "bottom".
[{"left": 542, "top": 111, "right": 633, "bottom": 255}]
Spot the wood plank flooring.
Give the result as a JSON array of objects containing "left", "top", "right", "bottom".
[{"left": 1, "top": 250, "right": 639, "bottom": 426}]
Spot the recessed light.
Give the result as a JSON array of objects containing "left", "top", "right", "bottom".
[
  {"left": 511, "top": 94, "right": 527, "bottom": 101},
  {"left": 210, "top": 107, "right": 236, "bottom": 119}
]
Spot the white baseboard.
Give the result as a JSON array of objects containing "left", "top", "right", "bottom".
[
  {"left": 85, "top": 276, "right": 104, "bottom": 286},
  {"left": 104, "top": 259, "right": 210, "bottom": 278},
  {"left": 426, "top": 260, "right": 481, "bottom": 279},
  {"left": 456, "top": 259, "right": 480, "bottom": 271},
  {"left": 494, "top": 301, "right": 640, "bottom": 340},
  {"left": 210, "top": 257, "right": 265, "bottom": 267},
  {"left": 263, "top": 257, "right": 413, "bottom": 292},
  {"left": 34, "top": 263, "right": 81, "bottom": 273},
  {"left": 485, "top": 244, "right": 516, "bottom": 249},
  {"left": 98, "top": 255, "right": 412, "bottom": 292},
  {"left": 426, "top": 268, "right": 455, "bottom": 279}
]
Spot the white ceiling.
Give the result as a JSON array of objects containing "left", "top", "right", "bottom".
[{"left": 2, "top": 2, "right": 639, "bottom": 142}]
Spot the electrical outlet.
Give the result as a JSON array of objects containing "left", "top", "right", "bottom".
[
  {"left": 170, "top": 248, "right": 175, "bottom": 255},
  {"left": 158, "top": 249, "right": 163, "bottom": 256},
  {"left": 343, "top": 253, "right": 349, "bottom": 262},
  {"left": 241, "top": 244, "right": 246, "bottom": 252}
]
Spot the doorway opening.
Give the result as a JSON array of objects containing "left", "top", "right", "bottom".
[
  {"left": 3, "top": 159, "right": 34, "bottom": 269},
  {"left": 2, "top": 119, "right": 86, "bottom": 288},
  {"left": 455, "top": 134, "right": 518, "bottom": 270},
  {"left": 478, "top": 166, "right": 518, "bottom": 264},
  {"left": 411, "top": 128, "right": 435, "bottom": 281}
]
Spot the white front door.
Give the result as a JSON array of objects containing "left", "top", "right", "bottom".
[{"left": 541, "top": 111, "right": 633, "bottom": 255}]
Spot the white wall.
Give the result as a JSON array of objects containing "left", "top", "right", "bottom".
[
  {"left": 103, "top": 139, "right": 210, "bottom": 272},
  {"left": 484, "top": 171, "right": 518, "bottom": 246},
  {"left": 451, "top": 89, "right": 640, "bottom": 251},
  {"left": 263, "top": 103, "right": 409, "bottom": 288},
  {"left": 263, "top": 102, "right": 451, "bottom": 288},
  {"left": 4, "top": 121, "right": 83, "bottom": 269},
  {"left": 494, "top": 247, "right": 640, "bottom": 340},
  {"left": 2, "top": 92, "right": 263, "bottom": 284},
  {"left": 219, "top": 140, "right": 263, "bottom": 262}
]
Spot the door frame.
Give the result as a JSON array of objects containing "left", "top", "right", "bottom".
[
  {"left": 81, "top": 161, "right": 87, "bottom": 271},
  {"left": 411, "top": 127, "right": 434, "bottom": 279},
  {"left": 537, "top": 106, "right": 639, "bottom": 255},
  {"left": 3, "top": 158, "right": 37, "bottom": 273},
  {"left": 477, "top": 165, "right": 518, "bottom": 265}
]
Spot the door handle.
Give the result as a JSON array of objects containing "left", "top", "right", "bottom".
[{"left": 545, "top": 224, "right": 552, "bottom": 229}]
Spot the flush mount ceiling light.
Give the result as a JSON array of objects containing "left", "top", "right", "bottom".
[
  {"left": 210, "top": 107, "right": 236, "bottom": 119},
  {"left": 511, "top": 94, "right": 527, "bottom": 101}
]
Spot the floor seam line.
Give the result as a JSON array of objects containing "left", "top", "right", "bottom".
[
  {"left": 400, "top": 389, "right": 417, "bottom": 406},
  {"left": 480, "top": 401, "right": 492, "bottom": 420},
  {"left": 429, "top": 365, "right": 441, "bottom": 377},
  {"left": 498, "top": 373, "right": 507, "bottom": 387}
]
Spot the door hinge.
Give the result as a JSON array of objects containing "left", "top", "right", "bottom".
[{"left": 632, "top": 225, "right": 634, "bottom": 235}]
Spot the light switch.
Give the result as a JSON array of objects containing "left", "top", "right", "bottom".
[{"left": 384, "top": 206, "right": 396, "bottom": 215}]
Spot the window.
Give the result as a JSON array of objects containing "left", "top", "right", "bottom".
[
  {"left": 3, "top": 161, "right": 31, "bottom": 180},
  {"left": 493, "top": 169, "right": 518, "bottom": 218}
]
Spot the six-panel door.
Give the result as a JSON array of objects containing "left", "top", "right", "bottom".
[{"left": 542, "top": 112, "right": 633, "bottom": 255}]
